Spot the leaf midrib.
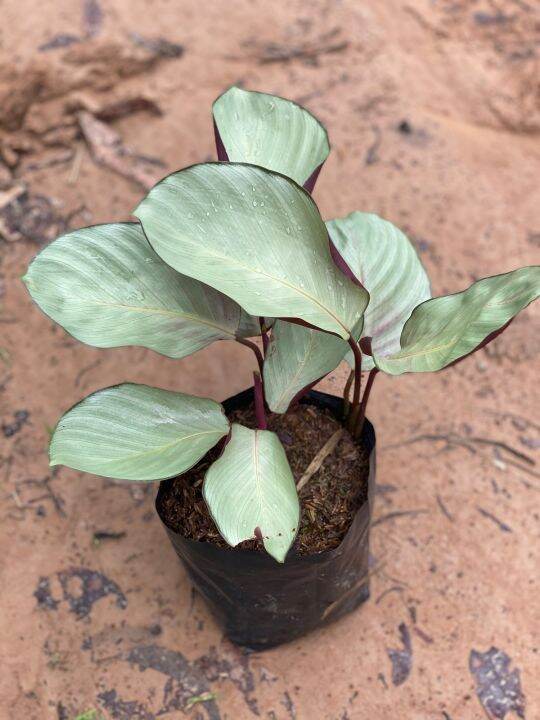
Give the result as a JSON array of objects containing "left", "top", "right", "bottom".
[
  {"left": 180, "top": 242, "right": 351, "bottom": 337},
  {"left": 55, "top": 428, "right": 225, "bottom": 464},
  {"left": 247, "top": 264, "right": 350, "bottom": 336},
  {"left": 251, "top": 430, "right": 276, "bottom": 533},
  {"left": 82, "top": 299, "right": 237, "bottom": 338},
  {"left": 252, "top": 430, "right": 264, "bottom": 518}
]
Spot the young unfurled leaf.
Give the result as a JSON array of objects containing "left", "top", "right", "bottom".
[
  {"left": 204, "top": 424, "right": 299, "bottom": 562},
  {"left": 327, "top": 212, "right": 431, "bottom": 371},
  {"left": 263, "top": 319, "right": 357, "bottom": 414},
  {"left": 373, "top": 267, "right": 540, "bottom": 375},
  {"left": 213, "top": 86, "right": 329, "bottom": 190},
  {"left": 135, "top": 163, "right": 368, "bottom": 339},
  {"left": 50, "top": 384, "right": 229, "bottom": 481},
  {"left": 23, "top": 223, "right": 259, "bottom": 359}
]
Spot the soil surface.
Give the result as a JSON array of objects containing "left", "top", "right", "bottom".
[
  {"left": 160, "top": 402, "right": 370, "bottom": 555},
  {"left": 1, "top": 1, "right": 539, "bottom": 719}
]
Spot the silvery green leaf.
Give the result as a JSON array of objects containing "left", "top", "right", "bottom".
[
  {"left": 213, "top": 86, "right": 329, "bottom": 188},
  {"left": 373, "top": 267, "right": 540, "bottom": 374},
  {"left": 263, "top": 319, "right": 357, "bottom": 414},
  {"left": 204, "top": 423, "right": 299, "bottom": 563},
  {"left": 23, "top": 223, "right": 259, "bottom": 358},
  {"left": 50, "top": 384, "right": 229, "bottom": 481},
  {"left": 135, "top": 163, "right": 368, "bottom": 339},
  {"left": 327, "top": 212, "right": 431, "bottom": 371}
]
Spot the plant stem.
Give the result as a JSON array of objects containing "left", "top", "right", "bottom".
[
  {"left": 237, "top": 337, "right": 264, "bottom": 375},
  {"left": 354, "top": 368, "right": 379, "bottom": 437},
  {"left": 259, "top": 317, "right": 269, "bottom": 357},
  {"left": 343, "top": 369, "right": 354, "bottom": 418},
  {"left": 253, "top": 371, "right": 267, "bottom": 430},
  {"left": 346, "top": 337, "right": 362, "bottom": 430},
  {"left": 237, "top": 339, "right": 267, "bottom": 425}
]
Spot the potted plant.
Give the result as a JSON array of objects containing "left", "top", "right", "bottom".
[{"left": 23, "top": 87, "right": 540, "bottom": 649}]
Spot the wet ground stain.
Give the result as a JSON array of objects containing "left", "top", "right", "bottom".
[
  {"left": 469, "top": 646, "right": 525, "bottom": 719},
  {"left": 34, "top": 567, "right": 127, "bottom": 618},
  {"left": 98, "top": 689, "right": 156, "bottom": 720},
  {"left": 387, "top": 623, "right": 412, "bottom": 686},
  {"left": 126, "top": 645, "right": 220, "bottom": 720}
]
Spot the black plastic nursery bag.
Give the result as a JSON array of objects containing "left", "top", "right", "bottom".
[{"left": 156, "top": 388, "right": 376, "bottom": 650}]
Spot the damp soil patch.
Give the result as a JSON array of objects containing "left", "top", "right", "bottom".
[{"left": 159, "top": 401, "right": 370, "bottom": 555}]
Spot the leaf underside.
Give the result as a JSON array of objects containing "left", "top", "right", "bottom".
[
  {"left": 50, "top": 383, "right": 229, "bottom": 481},
  {"left": 373, "top": 267, "right": 540, "bottom": 374},
  {"left": 23, "top": 223, "right": 259, "bottom": 359},
  {"left": 135, "top": 162, "right": 368, "bottom": 339},
  {"left": 203, "top": 423, "right": 299, "bottom": 562},
  {"left": 213, "top": 86, "right": 330, "bottom": 188}
]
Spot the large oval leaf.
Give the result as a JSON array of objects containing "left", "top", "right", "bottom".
[
  {"left": 23, "top": 223, "right": 259, "bottom": 359},
  {"left": 50, "top": 384, "right": 229, "bottom": 481},
  {"left": 263, "top": 319, "right": 355, "bottom": 413},
  {"left": 327, "top": 212, "right": 431, "bottom": 371},
  {"left": 373, "top": 267, "right": 540, "bottom": 375},
  {"left": 213, "top": 86, "right": 329, "bottom": 189},
  {"left": 135, "top": 163, "right": 367, "bottom": 339},
  {"left": 204, "top": 423, "right": 299, "bottom": 563}
]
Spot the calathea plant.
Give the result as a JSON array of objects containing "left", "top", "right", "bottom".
[{"left": 24, "top": 87, "right": 540, "bottom": 563}]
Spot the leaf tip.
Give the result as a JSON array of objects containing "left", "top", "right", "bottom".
[
  {"left": 266, "top": 546, "right": 287, "bottom": 563},
  {"left": 131, "top": 201, "right": 143, "bottom": 220}
]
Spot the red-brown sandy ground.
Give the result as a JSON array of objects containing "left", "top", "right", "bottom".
[{"left": 1, "top": 1, "right": 539, "bottom": 718}]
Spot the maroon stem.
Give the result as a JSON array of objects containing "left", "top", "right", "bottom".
[
  {"left": 343, "top": 369, "right": 354, "bottom": 417},
  {"left": 354, "top": 368, "right": 379, "bottom": 437},
  {"left": 346, "top": 337, "right": 363, "bottom": 431},
  {"left": 253, "top": 371, "right": 267, "bottom": 430},
  {"left": 347, "top": 337, "right": 363, "bottom": 407},
  {"left": 237, "top": 337, "right": 264, "bottom": 375},
  {"left": 259, "top": 317, "right": 269, "bottom": 357}
]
